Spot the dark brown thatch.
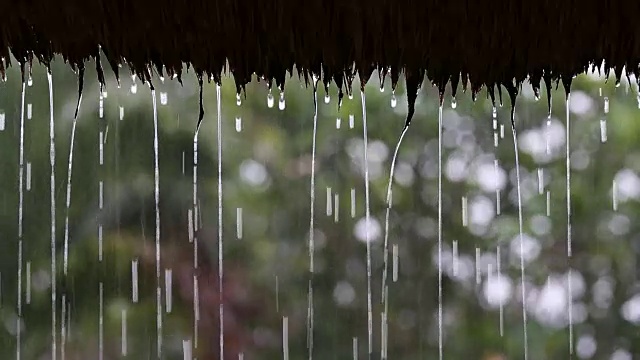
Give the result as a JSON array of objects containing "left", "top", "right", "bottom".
[{"left": 1, "top": 0, "right": 639, "bottom": 115}]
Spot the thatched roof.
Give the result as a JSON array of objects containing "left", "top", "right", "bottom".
[{"left": 1, "top": 0, "right": 639, "bottom": 117}]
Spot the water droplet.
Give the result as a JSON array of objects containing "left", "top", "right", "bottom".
[
  {"left": 27, "top": 103, "right": 32, "bottom": 120},
  {"left": 267, "top": 91, "right": 274, "bottom": 108},
  {"left": 102, "top": 91, "right": 108, "bottom": 99},
  {"left": 27, "top": 75, "right": 33, "bottom": 87},
  {"left": 236, "top": 93, "right": 242, "bottom": 106},
  {"left": 160, "top": 92, "right": 168, "bottom": 105},
  {"left": 119, "top": 106, "right": 124, "bottom": 121},
  {"left": 604, "top": 97, "right": 609, "bottom": 114},
  {"left": 348, "top": 93, "right": 353, "bottom": 100},
  {"left": 235, "top": 116, "right": 242, "bottom": 132},
  {"left": 278, "top": 92, "right": 286, "bottom": 110},
  {"left": 349, "top": 114, "right": 355, "bottom": 129},
  {"left": 390, "top": 94, "right": 397, "bottom": 108},
  {"left": 379, "top": 85, "right": 385, "bottom": 93},
  {"left": 130, "top": 83, "right": 137, "bottom": 94},
  {"left": 451, "top": 98, "right": 457, "bottom": 109},
  {"left": 336, "top": 117, "right": 341, "bottom": 129},
  {"left": 0, "top": 111, "right": 5, "bottom": 131},
  {"left": 324, "top": 94, "right": 330, "bottom": 104}
]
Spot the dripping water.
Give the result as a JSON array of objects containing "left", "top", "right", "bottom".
[
  {"left": 566, "top": 92, "right": 574, "bottom": 355},
  {"left": 437, "top": 100, "right": 444, "bottom": 360},
  {"left": 510, "top": 100, "right": 529, "bottom": 360},
  {"left": 360, "top": 89, "right": 374, "bottom": 358},
  {"left": 307, "top": 76, "right": 319, "bottom": 360},
  {"left": 216, "top": 84, "right": 225, "bottom": 359},
  {"left": 151, "top": 89, "right": 163, "bottom": 358},
  {"left": 16, "top": 79, "right": 26, "bottom": 360},
  {"left": 47, "top": 72, "right": 57, "bottom": 360}
]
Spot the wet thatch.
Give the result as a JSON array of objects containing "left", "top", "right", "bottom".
[{"left": 1, "top": 0, "right": 639, "bottom": 112}]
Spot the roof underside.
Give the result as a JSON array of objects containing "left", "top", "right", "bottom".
[{"left": 1, "top": 0, "right": 639, "bottom": 115}]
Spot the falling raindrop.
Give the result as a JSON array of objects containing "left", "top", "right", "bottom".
[
  {"left": 452, "top": 240, "right": 459, "bottom": 276},
  {"left": 334, "top": 194, "right": 339, "bottom": 223},
  {"left": 350, "top": 188, "right": 356, "bottom": 218},
  {"left": 600, "top": 119, "right": 608, "bottom": 143},
  {"left": 475, "top": 247, "right": 481, "bottom": 285},
  {"left": 392, "top": 244, "right": 399, "bottom": 282},
  {"left": 390, "top": 93, "right": 397, "bottom": 108},
  {"left": 26, "top": 162, "right": 32, "bottom": 191},
  {"left": 307, "top": 77, "right": 319, "bottom": 359},
  {"left": 604, "top": 96, "right": 610, "bottom": 114},
  {"left": 121, "top": 310, "right": 127, "bottom": 356},
  {"left": 236, "top": 93, "right": 242, "bottom": 106},
  {"left": 151, "top": 89, "right": 163, "bottom": 357},
  {"left": 235, "top": 116, "right": 242, "bottom": 132},
  {"left": 451, "top": 97, "right": 457, "bottom": 109},
  {"left": 461, "top": 196, "right": 468, "bottom": 226},
  {"left": 160, "top": 91, "right": 168, "bottom": 105},
  {"left": 165, "top": 269, "right": 173, "bottom": 313},
  {"left": 497, "top": 246, "right": 504, "bottom": 336},
  {"left": 326, "top": 187, "right": 333, "bottom": 216},
  {"left": 25, "top": 262, "right": 31, "bottom": 304},
  {"left": 336, "top": 117, "right": 341, "bottom": 129},
  {"left": 279, "top": 92, "right": 286, "bottom": 110},
  {"left": 0, "top": 110, "right": 5, "bottom": 131},
  {"left": 216, "top": 84, "right": 225, "bottom": 359},
  {"left": 282, "top": 317, "right": 290, "bottom": 360},
  {"left": 132, "top": 259, "right": 139, "bottom": 303},
  {"left": 27, "top": 75, "right": 32, "bottom": 87},
  {"left": 612, "top": 180, "right": 618, "bottom": 211},
  {"left": 538, "top": 168, "right": 544, "bottom": 194},
  {"left": 119, "top": 106, "right": 124, "bottom": 120},
  {"left": 99, "top": 92, "right": 104, "bottom": 118},
  {"left": 324, "top": 94, "right": 330, "bottom": 104},
  {"left": 349, "top": 114, "right": 355, "bottom": 129},
  {"left": 566, "top": 93, "right": 573, "bottom": 258},
  {"left": 437, "top": 101, "right": 444, "bottom": 360},
  {"left": 17, "top": 81, "right": 26, "bottom": 359},
  {"left": 130, "top": 83, "right": 137, "bottom": 94}
]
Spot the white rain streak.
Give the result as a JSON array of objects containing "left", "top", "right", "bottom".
[
  {"left": 568, "top": 269, "right": 574, "bottom": 355},
  {"left": 0, "top": 111, "right": 5, "bottom": 130},
  {"left": 391, "top": 93, "right": 397, "bottom": 108},
  {"left": 183, "top": 340, "right": 192, "bottom": 360},
  {"left": 392, "top": 244, "right": 399, "bottom": 282},
  {"left": 61, "top": 294, "right": 67, "bottom": 359},
  {"left": 452, "top": 240, "right": 459, "bottom": 276},
  {"left": 27, "top": 103, "right": 32, "bottom": 120},
  {"left": 538, "top": 168, "right": 544, "bottom": 194},
  {"left": 350, "top": 188, "right": 356, "bottom": 218},
  {"left": 188, "top": 209, "right": 194, "bottom": 242},
  {"left": 352, "top": 337, "right": 358, "bottom": 360},
  {"left": 165, "top": 269, "right": 173, "bottom": 313},
  {"left": 282, "top": 316, "right": 290, "bottom": 360},
  {"left": 119, "top": 106, "right": 124, "bottom": 120},
  {"left": 495, "top": 160, "right": 501, "bottom": 215},
  {"left": 437, "top": 103, "right": 444, "bottom": 360},
  {"left": 216, "top": 84, "right": 225, "bottom": 360},
  {"left": 461, "top": 196, "right": 468, "bottom": 227},
  {"left": 151, "top": 90, "right": 163, "bottom": 358},
  {"left": 475, "top": 247, "right": 481, "bottom": 285},
  {"left": 25, "top": 261, "right": 31, "bottom": 304},
  {"left": 237, "top": 208, "right": 243, "bottom": 239},
  {"left": 361, "top": 90, "right": 374, "bottom": 357},
  {"left": 336, "top": 117, "right": 341, "bottom": 129},
  {"left": 193, "top": 275, "right": 200, "bottom": 350},
  {"left": 238, "top": 352, "right": 244, "bottom": 360},
  {"left": 182, "top": 151, "right": 186, "bottom": 175},
  {"left": 546, "top": 114, "right": 552, "bottom": 155},
  {"left": 132, "top": 259, "right": 139, "bottom": 303},
  {"left": 566, "top": 94, "right": 574, "bottom": 355},
  {"left": 493, "top": 131, "right": 499, "bottom": 147},
  {"left": 497, "top": 246, "right": 504, "bottom": 336},
  {"left": 511, "top": 111, "right": 529, "bottom": 360},
  {"left": 160, "top": 91, "right": 168, "bottom": 105},
  {"left": 604, "top": 96, "right": 610, "bottom": 114},
  {"left": 613, "top": 180, "right": 618, "bottom": 211},
  {"left": 546, "top": 191, "right": 551, "bottom": 217},
  {"left": 99, "top": 282, "right": 104, "bottom": 360},
  {"left": 121, "top": 309, "right": 128, "bottom": 356},
  {"left": 99, "top": 91, "right": 104, "bottom": 118},
  {"left": 236, "top": 93, "right": 242, "bottom": 106},
  {"left": 326, "top": 187, "right": 333, "bottom": 216},
  {"left": 349, "top": 114, "right": 355, "bottom": 129},
  {"left": 47, "top": 72, "right": 58, "bottom": 360},
  {"left": 99, "top": 131, "right": 104, "bottom": 165},
  {"left": 324, "top": 94, "right": 330, "bottom": 104},
  {"left": 26, "top": 162, "right": 32, "bottom": 191},
  {"left": 500, "top": 124, "right": 505, "bottom": 139},
  {"left": 279, "top": 92, "right": 286, "bottom": 110},
  {"left": 17, "top": 81, "right": 26, "bottom": 360},
  {"left": 235, "top": 116, "right": 242, "bottom": 132},
  {"left": 276, "top": 275, "right": 280, "bottom": 313},
  {"left": 600, "top": 119, "right": 608, "bottom": 143},
  {"left": 381, "top": 310, "right": 388, "bottom": 359},
  {"left": 63, "top": 116, "right": 78, "bottom": 276},
  {"left": 334, "top": 194, "right": 339, "bottom": 222},
  {"left": 307, "top": 80, "right": 319, "bottom": 359}
]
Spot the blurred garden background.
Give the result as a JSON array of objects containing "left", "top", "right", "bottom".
[{"left": 0, "top": 58, "right": 638, "bottom": 359}]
